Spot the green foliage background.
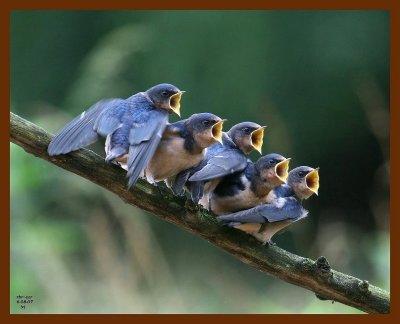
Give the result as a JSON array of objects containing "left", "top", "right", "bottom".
[{"left": 10, "top": 10, "right": 389, "bottom": 313}]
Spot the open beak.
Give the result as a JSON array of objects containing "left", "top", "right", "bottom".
[
  {"left": 306, "top": 168, "right": 320, "bottom": 195},
  {"left": 169, "top": 91, "right": 185, "bottom": 117},
  {"left": 251, "top": 126, "right": 266, "bottom": 154},
  {"left": 274, "top": 158, "right": 290, "bottom": 183},
  {"left": 211, "top": 119, "right": 226, "bottom": 144}
]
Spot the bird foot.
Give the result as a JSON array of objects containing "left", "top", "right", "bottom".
[
  {"left": 105, "top": 158, "right": 119, "bottom": 166},
  {"left": 185, "top": 199, "right": 200, "bottom": 213},
  {"left": 105, "top": 159, "right": 127, "bottom": 170},
  {"left": 260, "top": 238, "right": 275, "bottom": 246},
  {"left": 112, "top": 160, "right": 122, "bottom": 167},
  {"left": 154, "top": 183, "right": 167, "bottom": 197},
  {"left": 171, "top": 187, "right": 185, "bottom": 197}
]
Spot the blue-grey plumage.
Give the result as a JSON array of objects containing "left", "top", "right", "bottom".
[
  {"left": 218, "top": 166, "right": 320, "bottom": 244},
  {"left": 184, "top": 122, "right": 266, "bottom": 208},
  {"left": 209, "top": 153, "right": 290, "bottom": 215},
  {"left": 47, "top": 83, "right": 185, "bottom": 188},
  {"left": 144, "top": 113, "right": 225, "bottom": 184}
]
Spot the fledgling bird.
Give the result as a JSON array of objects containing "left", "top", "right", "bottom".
[
  {"left": 177, "top": 122, "right": 266, "bottom": 207},
  {"left": 218, "top": 166, "right": 320, "bottom": 244},
  {"left": 47, "top": 83, "right": 184, "bottom": 188},
  {"left": 209, "top": 153, "right": 290, "bottom": 215},
  {"left": 143, "top": 113, "right": 225, "bottom": 184}
]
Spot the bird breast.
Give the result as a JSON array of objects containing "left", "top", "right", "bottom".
[{"left": 146, "top": 137, "right": 204, "bottom": 182}]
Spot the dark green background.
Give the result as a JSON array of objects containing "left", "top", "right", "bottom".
[{"left": 11, "top": 10, "right": 389, "bottom": 313}]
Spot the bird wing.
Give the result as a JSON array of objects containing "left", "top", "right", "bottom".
[
  {"left": 272, "top": 184, "right": 294, "bottom": 199},
  {"left": 170, "top": 168, "right": 192, "bottom": 196},
  {"left": 218, "top": 197, "right": 308, "bottom": 224},
  {"left": 48, "top": 99, "right": 125, "bottom": 156},
  {"left": 126, "top": 110, "right": 168, "bottom": 188},
  {"left": 162, "top": 120, "right": 185, "bottom": 139},
  {"left": 188, "top": 149, "right": 247, "bottom": 182}
]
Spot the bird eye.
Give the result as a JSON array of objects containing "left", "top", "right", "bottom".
[
  {"left": 243, "top": 127, "right": 250, "bottom": 133},
  {"left": 203, "top": 120, "right": 211, "bottom": 126},
  {"left": 162, "top": 91, "right": 168, "bottom": 97},
  {"left": 299, "top": 171, "right": 307, "bottom": 177}
]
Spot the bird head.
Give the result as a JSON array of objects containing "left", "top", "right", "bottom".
[
  {"left": 186, "top": 113, "right": 226, "bottom": 149},
  {"left": 288, "top": 166, "right": 320, "bottom": 200},
  {"left": 255, "top": 153, "right": 290, "bottom": 189},
  {"left": 227, "top": 122, "right": 266, "bottom": 154},
  {"left": 146, "top": 83, "right": 185, "bottom": 116}
]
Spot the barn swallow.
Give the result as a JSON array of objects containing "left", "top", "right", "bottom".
[
  {"left": 209, "top": 153, "right": 290, "bottom": 215},
  {"left": 48, "top": 83, "right": 184, "bottom": 188},
  {"left": 143, "top": 113, "right": 225, "bottom": 184},
  {"left": 218, "top": 166, "right": 319, "bottom": 244},
  {"left": 226, "top": 122, "right": 266, "bottom": 155},
  {"left": 182, "top": 122, "right": 266, "bottom": 207}
]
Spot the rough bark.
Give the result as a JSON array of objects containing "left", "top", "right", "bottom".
[{"left": 9, "top": 112, "right": 390, "bottom": 314}]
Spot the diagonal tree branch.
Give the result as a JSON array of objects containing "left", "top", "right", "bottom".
[{"left": 9, "top": 112, "right": 390, "bottom": 314}]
